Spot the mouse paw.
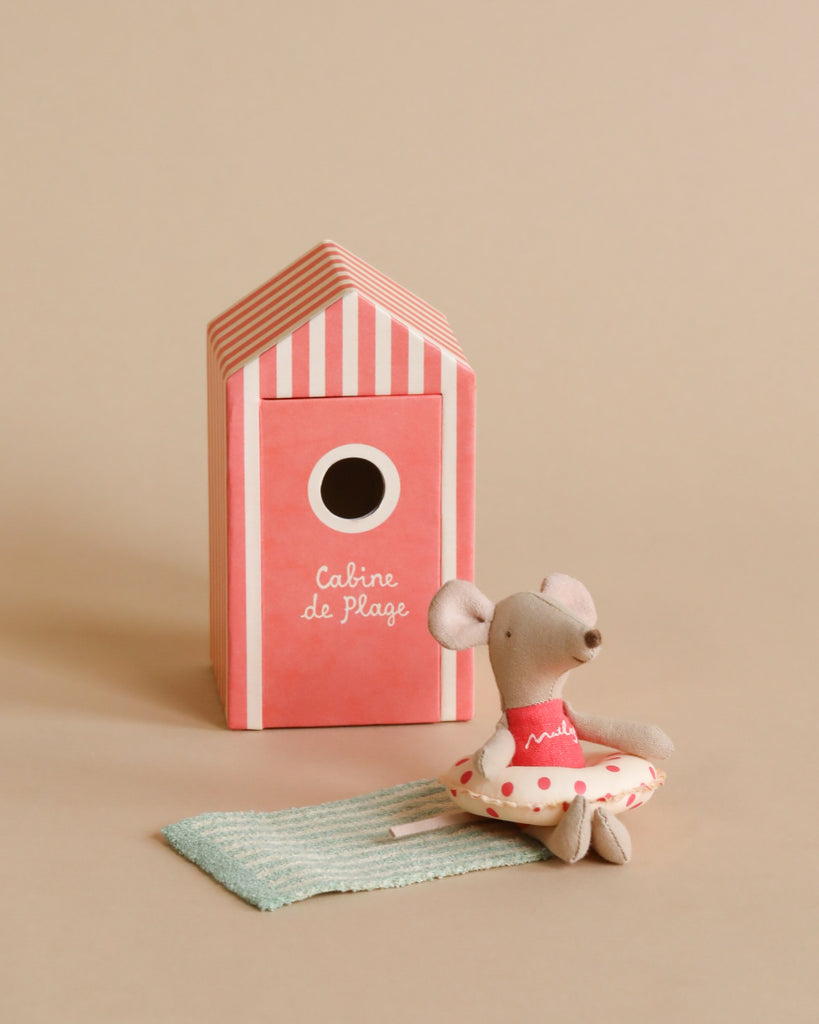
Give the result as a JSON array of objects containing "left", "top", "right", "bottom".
[
  {"left": 590, "top": 807, "right": 632, "bottom": 865},
  {"left": 545, "top": 795, "right": 593, "bottom": 863}
]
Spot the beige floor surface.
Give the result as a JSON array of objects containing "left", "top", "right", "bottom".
[{"left": 3, "top": 3, "right": 817, "bottom": 1022}]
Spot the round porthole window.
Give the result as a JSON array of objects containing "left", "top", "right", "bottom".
[{"left": 308, "top": 444, "right": 400, "bottom": 533}]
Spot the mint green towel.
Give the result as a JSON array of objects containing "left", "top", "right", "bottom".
[{"left": 162, "top": 779, "right": 550, "bottom": 911}]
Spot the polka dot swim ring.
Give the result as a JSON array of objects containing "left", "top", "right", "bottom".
[{"left": 440, "top": 751, "right": 665, "bottom": 828}]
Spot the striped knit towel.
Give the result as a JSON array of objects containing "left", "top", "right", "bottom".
[{"left": 162, "top": 779, "right": 550, "bottom": 911}]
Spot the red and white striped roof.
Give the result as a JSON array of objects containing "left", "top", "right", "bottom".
[{"left": 208, "top": 241, "right": 466, "bottom": 381}]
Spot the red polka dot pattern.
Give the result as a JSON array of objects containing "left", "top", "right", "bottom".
[
  {"left": 441, "top": 751, "right": 664, "bottom": 828},
  {"left": 455, "top": 758, "right": 469, "bottom": 766}
]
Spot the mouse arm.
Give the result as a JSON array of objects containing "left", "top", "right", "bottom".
[
  {"left": 564, "top": 702, "right": 674, "bottom": 760},
  {"left": 476, "top": 714, "right": 516, "bottom": 780}
]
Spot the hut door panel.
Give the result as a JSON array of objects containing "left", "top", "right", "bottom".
[{"left": 259, "top": 394, "right": 442, "bottom": 726}]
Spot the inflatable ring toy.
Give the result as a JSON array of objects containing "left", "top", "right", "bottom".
[{"left": 440, "top": 751, "right": 665, "bottom": 828}]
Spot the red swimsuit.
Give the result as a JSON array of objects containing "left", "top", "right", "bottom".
[{"left": 506, "top": 699, "right": 586, "bottom": 768}]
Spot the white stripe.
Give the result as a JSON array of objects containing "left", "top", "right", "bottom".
[
  {"left": 342, "top": 292, "right": 358, "bottom": 395},
  {"left": 275, "top": 336, "right": 292, "bottom": 398},
  {"left": 388, "top": 810, "right": 474, "bottom": 839},
  {"left": 439, "top": 350, "right": 459, "bottom": 721},
  {"left": 243, "top": 361, "right": 264, "bottom": 729},
  {"left": 258, "top": 788, "right": 446, "bottom": 834},
  {"left": 407, "top": 327, "right": 425, "bottom": 394},
  {"left": 309, "top": 313, "right": 325, "bottom": 396},
  {"left": 440, "top": 351, "right": 458, "bottom": 582},
  {"left": 193, "top": 821, "right": 256, "bottom": 837},
  {"left": 440, "top": 649, "right": 457, "bottom": 721},
  {"left": 374, "top": 305, "right": 391, "bottom": 395}
]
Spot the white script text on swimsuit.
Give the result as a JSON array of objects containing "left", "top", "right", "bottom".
[{"left": 524, "top": 719, "right": 579, "bottom": 749}]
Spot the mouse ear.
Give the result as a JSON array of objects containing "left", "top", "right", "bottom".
[
  {"left": 428, "top": 580, "right": 495, "bottom": 650},
  {"left": 540, "top": 573, "right": 597, "bottom": 627}
]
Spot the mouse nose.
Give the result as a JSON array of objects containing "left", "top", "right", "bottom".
[{"left": 584, "top": 629, "right": 602, "bottom": 649}]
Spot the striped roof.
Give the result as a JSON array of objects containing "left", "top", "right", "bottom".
[{"left": 208, "top": 241, "right": 466, "bottom": 381}]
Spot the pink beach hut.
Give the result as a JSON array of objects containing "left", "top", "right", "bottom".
[{"left": 207, "top": 241, "right": 476, "bottom": 729}]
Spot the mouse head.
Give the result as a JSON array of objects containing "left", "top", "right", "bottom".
[{"left": 428, "top": 574, "right": 601, "bottom": 709}]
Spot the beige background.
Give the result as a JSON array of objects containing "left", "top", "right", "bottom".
[{"left": 3, "top": 2, "right": 817, "bottom": 1021}]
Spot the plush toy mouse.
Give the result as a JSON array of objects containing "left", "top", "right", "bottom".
[{"left": 428, "top": 574, "right": 673, "bottom": 864}]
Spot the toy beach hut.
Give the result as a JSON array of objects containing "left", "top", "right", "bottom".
[{"left": 207, "top": 241, "right": 476, "bottom": 729}]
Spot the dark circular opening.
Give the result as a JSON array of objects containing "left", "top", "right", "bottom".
[{"left": 320, "top": 457, "right": 386, "bottom": 520}]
